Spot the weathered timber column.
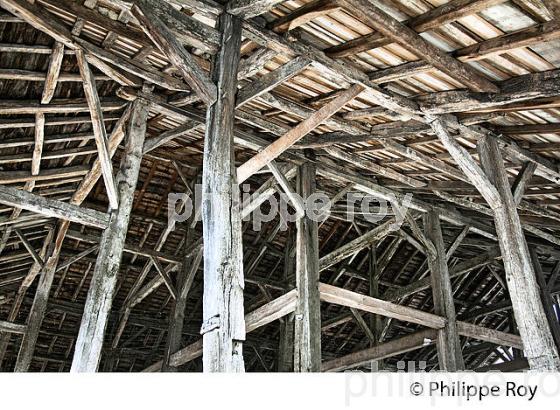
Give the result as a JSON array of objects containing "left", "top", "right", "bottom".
[
  {"left": 201, "top": 12, "right": 245, "bottom": 372},
  {"left": 530, "top": 248, "right": 560, "bottom": 352},
  {"left": 278, "top": 226, "right": 295, "bottom": 372},
  {"left": 294, "top": 161, "right": 321, "bottom": 372},
  {"left": 368, "top": 245, "right": 384, "bottom": 371},
  {"left": 71, "top": 97, "right": 149, "bottom": 372},
  {"left": 162, "top": 220, "right": 202, "bottom": 372},
  {"left": 424, "top": 210, "right": 464, "bottom": 371},
  {"left": 478, "top": 136, "right": 560, "bottom": 371}
]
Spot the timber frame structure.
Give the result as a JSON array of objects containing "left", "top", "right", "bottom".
[{"left": 0, "top": 0, "right": 559, "bottom": 372}]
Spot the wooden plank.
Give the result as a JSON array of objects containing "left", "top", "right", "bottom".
[
  {"left": 294, "top": 162, "right": 321, "bottom": 372},
  {"left": 337, "top": 0, "right": 499, "bottom": 92},
  {"left": 131, "top": 0, "right": 217, "bottom": 105},
  {"left": 237, "top": 84, "right": 363, "bottom": 182},
  {"left": 71, "top": 97, "right": 149, "bottom": 372},
  {"left": 476, "top": 135, "right": 560, "bottom": 370},
  {"left": 201, "top": 12, "right": 245, "bottom": 373},
  {"left": 41, "top": 42, "right": 64, "bottom": 104},
  {"left": 76, "top": 49, "right": 119, "bottom": 210},
  {"left": 0, "top": 184, "right": 109, "bottom": 229},
  {"left": 424, "top": 210, "right": 464, "bottom": 371}
]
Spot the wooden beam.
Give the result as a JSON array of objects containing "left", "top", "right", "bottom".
[
  {"left": 237, "top": 84, "right": 363, "bottom": 183},
  {"left": 76, "top": 49, "right": 119, "bottom": 210},
  {"left": 270, "top": 0, "right": 340, "bottom": 33},
  {"left": 324, "top": 146, "right": 426, "bottom": 188},
  {"left": 71, "top": 97, "right": 149, "bottom": 372},
  {"left": 0, "top": 185, "right": 109, "bottom": 229},
  {"left": 14, "top": 229, "right": 44, "bottom": 268},
  {"left": 476, "top": 135, "right": 560, "bottom": 370},
  {"left": 162, "top": 237, "right": 202, "bottom": 372},
  {"left": 294, "top": 162, "right": 321, "bottom": 372},
  {"left": 420, "top": 69, "right": 560, "bottom": 114},
  {"left": 512, "top": 162, "right": 537, "bottom": 205},
  {"left": 0, "top": 320, "right": 26, "bottom": 335},
  {"left": 0, "top": 98, "right": 125, "bottom": 115},
  {"left": 319, "top": 219, "right": 397, "bottom": 272},
  {"left": 385, "top": 247, "right": 501, "bottom": 301},
  {"left": 424, "top": 210, "right": 464, "bottom": 371},
  {"left": 327, "top": 0, "right": 508, "bottom": 58},
  {"left": 201, "top": 12, "right": 245, "bottom": 373},
  {"left": 41, "top": 42, "right": 64, "bottom": 104},
  {"left": 267, "top": 160, "right": 305, "bottom": 216},
  {"left": 131, "top": 0, "right": 217, "bottom": 105},
  {"left": 530, "top": 248, "right": 560, "bottom": 351},
  {"left": 337, "top": 0, "right": 499, "bottom": 92},
  {"left": 151, "top": 255, "right": 178, "bottom": 300},
  {"left": 228, "top": 0, "right": 286, "bottom": 18},
  {"left": 144, "top": 289, "right": 298, "bottom": 371},
  {"left": 236, "top": 57, "right": 311, "bottom": 107},
  {"left": 319, "top": 282, "right": 446, "bottom": 329},
  {"left": 10, "top": 108, "right": 131, "bottom": 372},
  {"left": 322, "top": 329, "right": 437, "bottom": 372},
  {"left": 430, "top": 118, "right": 502, "bottom": 208}
]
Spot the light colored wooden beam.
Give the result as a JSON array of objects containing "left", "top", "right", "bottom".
[
  {"left": 0, "top": 184, "right": 109, "bottom": 229},
  {"left": 71, "top": 97, "right": 149, "bottom": 372},
  {"left": 131, "top": 0, "right": 217, "bottom": 105},
  {"left": 424, "top": 210, "right": 464, "bottom": 371},
  {"left": 476, "top": 135, "right": 560, "bottom": 370},
  {"left": 143, "top": 289, "right": 298, "bottom": 372},
  {"left": 41, "top": 42, "right": 64, "bottom": 104},
  {"left": 228, "top": 0, "right": 286, "bottom": 18},
  {"left": 76, "top": 49, "right": 119, "bottom": 210},
  {"left": 237, "top": 84, "right": 363, "bottom": 183},
  {"left": 294, "top": 162, "right": 321, "bottom": 372},
  {"left": 201, "top": 12, "right": 245, "bottom": 373},
  {"left": 322, "top": 329, "right": 437, "bottom": 372}
]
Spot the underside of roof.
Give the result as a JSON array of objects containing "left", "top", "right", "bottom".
[{"left": 0, "top": 0, "right": 559, "bottom": 372}]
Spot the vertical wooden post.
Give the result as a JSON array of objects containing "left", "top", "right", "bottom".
[
  {"left": 424, "top": 210, "right": 464, "bottom": 371},
  {"left": 278, "top": 226, "right": 295, "bottom": 372},
  {"left": 162, "top": 222, "right": 202, "bottom": 372},
  {"left": 201, "top": 11, "right": 245, "bottom": 373},
  {"left": 368, "top": 245, "right": 384, "bottom": 371},
  {"left": 530, "top": 248, "right": 560, "bottom": 351},
  {"left": 478, "top": 136, "right": 560, "bottom": 371},
  {"left": 294, "top": 161, "right": 321, "bottom": 372},
  {"left": 70, "top": 97, "right": 149, "bottom": 372}
]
